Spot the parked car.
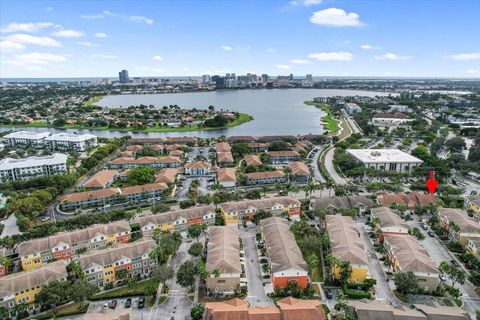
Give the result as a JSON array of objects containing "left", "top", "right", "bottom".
[
  {"left": 103, "top": 302, "right": 109, "bottom": 309},
  {"left": 324, "top": 289, "right": 333, "bottom": 299},
  {"left": 427, "top": 231, "right": 435, "bottom": 237},
  {"left": 439, "top": 274, "right": 447, "bottom": 282},
  {"left": 40, "top": 216, "right": 51, "bottom": 222},
  {"left": 109, "top": 299, "right": 117, "bottom": 309},
  {"left": 420, "top": 223, "right": 428, "bottom": 230},
  {"left": 125, "top": 298, "right": 132, "bottom": 308},
  {"left": 138, "top": 297, "right": 145, "bottom": 309},
  {"left": 450, "top": 260, "right": 459, "bottom": 266}
]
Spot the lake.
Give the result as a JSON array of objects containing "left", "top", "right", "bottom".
[{"left": 2, "top": 89, "right": 393, "bottom": 138}]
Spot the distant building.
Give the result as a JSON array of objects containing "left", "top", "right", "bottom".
[
  {"left": 0, "top": 153, "right": 68, "bottom": 182},
  {"left": 212, "top": 75, "right": 225, "bottom": 88},
  {"left": 44, "top": 133, "right": 97, "bottom": 151},
  {"left": 313, "top": 97, "right": 328, "bottom": 103},
  {"left": 119, "top": 69, "right": 129, "bottom": 83},
  {"left": 202, "top": 74, "right": 211, "bottom": 84},
  {"left": 306, "top": 74, "right": 313, "bottom": 81},
  {"left": 3, "top": 131, "right": 50, "bottom": 148},
  {"left": 289, "top": 73, "right": 294, "bottom": 81},
  {"left": 388, "top": 104, "right": 409, "bottom": 113},
  {"left": 245, "top": 171, "right": 286, "bottom": 185},
  {"left": 184, "top": 161, "right": 211, "bottom": 176},
  {"left": 347, "top": 149, "right": 422, "bottom": 173},
  {"left": 371, "top": 112, "right": 415, "bottom": 130},
  {"left": 345, "top": 103, "right": 362, "bottom": 115}
]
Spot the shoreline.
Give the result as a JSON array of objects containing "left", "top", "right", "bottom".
[
  {"left": 0, "top": 113, "right": 253, "bottom": 133},
  {"left": 304, "top": 101, "right": 340, "bottom": 136}
]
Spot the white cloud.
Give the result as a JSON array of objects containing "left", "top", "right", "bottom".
[
  {"left": 103, "top": 10, "right": 115, "bottom": 16},
  {"left": 374, "top": 53, "right": 412, "bottom": 60},
  {"left": 446, "top": 52, "right": 480, "bottom": 61},
  {"left": 291, "top": 59, "right": 311, "bottom": 64},
  {"left": 46, "top": 7, "right": 53, "bottom": 12},
  {"left": 76, "top": 41, "right": 99, "bottom": 47},
  {"left": 310, "top": 8, "right": 364, "bottom": 27},
  {"left": 89, "top": 54, "right": 119, "bottom": 59},
  {"left": 81, "top": 14, "right": 104, "bottom": 19},
  {"left": 466, "top": 69, "right": 478, "bottom": 74},
  {"left": 289, "top": 0, "right": 322, "bottom": 6},
  {"left": 267, "top": 48, "right": 276, "bottom": 53},
  {"left": 360, "top": 44, "right": 379, "bottom": 50},
  {"left": 51, "top": 29, "right": 85, "bottom": 38},
  {"left": 152, "top": 55, "right": 163, "bottom": 61},
  {"left": 1, "top": 22, "right": 53, "bottom": 33},
  {"left": 4, "top": 34, "right": 62, "bottom": 47},
  {"left": 276, "top": 64, "right": 292, "bottom": 69},
  {"left": 4, "top": 52, "right": 67, "bottom": 67},
  {"left": 129, "top": 16, "right": 154, "bottom": 24},
  {"left": 308, "top": 51, "right": 354, "bottom": 61},
  {"left": 95, "top": 32, "right": 107, "bottom": 38},
  {"left": 221, "top": 45, "right": 233, "bottom": 51},
  {"left": 0, "top": 40, "right": 26, "bottom": 51}
]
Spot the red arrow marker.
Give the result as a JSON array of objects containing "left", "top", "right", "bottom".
[{"left": 426, "top": 171, "right": 438, "bottom": 194}]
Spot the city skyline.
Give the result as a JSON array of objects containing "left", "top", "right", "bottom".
[{"left": 1, "top": 0, "right": 479, "bottom": 78}]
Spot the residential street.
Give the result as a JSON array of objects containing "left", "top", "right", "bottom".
[{"left": 324, "top": 147, "right": 348, "bottom": 185}]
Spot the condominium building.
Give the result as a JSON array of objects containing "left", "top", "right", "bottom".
[
  {"left": 261, "top": 217, "right": 309, "bottom": 289},
  {"left": 3, "top": 131, "right": 50, "bottom": 148},
  {"left": 310, "top": 195, "right": 374, "bottom": 214},
  {"left": 79, "top": 240, "right": 156, "bottom": 288},
  {"left": 108, "top": 156, "right": 182, "bottom": 169},
  {"left": 287, "top": 161, "right": 310, "bottom": 183},
  {"left": 44, "top": 133, "right": 98, "bottom": 151},
  {"left": 219, "top": 196, "right": 302, "bottom": 224},
  {"left": 244, "top": 154, "right": 262, "bottom": 166},
  {"left": 155, "top": 168, "right": 179, "bottom": 185},
  {"left": 267, "top": 151, "right": 300, "bottom": 164},
  {"left": 0, "top": 153, "right": 67, "bottom": 182},
  {"left": 437, "top": 208, "right": 480, "bottom": 245},
  {"left": 17, "top": 221, "right": 131, "bottom": 271},
  {"left": 371, "top": 112, "right": 415, "bottom": 130},
  {"left": 82, "top": 169, "right": 119, "bottom": 189},
  {"left": 347, "top": 149, "right": 422, "bottom": 173},
  {"left": 326, "top": 215, "right": 369, "bottom": 283},
  {"left": 217, "top": 167, "right": 236, "bottom": 188},
  {"left": 245, "top": 171, "right": 286, "bottom": 185},
  {"left": 377, "top": 192, "right": 439, "bottom": 210},
  {"left": 184, "top": 161, "right": 211, "bottom": 176},
  {"left": 206, "top": 226, "right": 241, "bottom": 294}
]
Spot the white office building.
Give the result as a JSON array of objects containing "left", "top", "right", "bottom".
[
  {"left": 0, "top": 153, "right": 68, "bottom": 182},
  {"left": 347, "top": 149, "right": 422, "bottom": 173},
  {"left": 44, "top": 133, "right": 97, "bottom": 151},
  {"left": 3, "top": 131, "right": 51, "bottom": 148}
]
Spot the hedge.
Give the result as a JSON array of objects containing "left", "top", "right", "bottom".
[{"left": 342, "top": 285, "right": 372, "bottom": 299}]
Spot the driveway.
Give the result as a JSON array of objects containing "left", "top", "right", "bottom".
[
  {"left": 324, "top": 147, "right": 348, "bottom": 186},
  {"left": 242, "top": 224, "right": 274, "bottom": 307}
]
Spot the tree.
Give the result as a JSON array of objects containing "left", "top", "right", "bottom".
[
  {"left": 191, "top": 304, "right": 205, "bottom": 320},
  {"left": 393, "top": 271, "right": 418, "bottom": 295},
  {"left": 306, "top": 254, "right": 319, "bottom": 280},
  {"left": 449, "top": 266, "right": 465, "bottom": 289},
  {"left": 438, "top": 260, "right": 451, "bottom": 284},
  {"left": 69, "top": 278, "right": 99, "bottom": 308},
  {"left": 188, "top": 242, "right": 203, "bottom": 257},
  {"left": 338, "top": 260, "right": 352, "bottom": 285},
  {"left": 196, "top": 260, "right": 210, "bottom": 279},
  {"left": 0, "top": 257, "right": 11, "bottom": 269},
  {"left": 187, "top": 223, "right": 207, "bottom": 242},
  {"left": 116, "top": 268, "right": 129, "bottom": 280},
  {"left": 151, "top": 264, "right": 173, "bottom": 284},
  {"left": 144, "top": 282, "right": 158, "bottom": 296},
  {"left": 261, "top": 263, "right": 270, "bottom": 274},
  {"left": 126, "top": 166, "right": 156, "bottom": 185},
  {"left": 176, "top": 261, "right": 196, "bottom": 288},
  {"left": 36, "top": 280, "right": 70, "bottom": 309},
  {"left": 445, "top": 137, "right": 466, "bottom": 153},
  {"left": 363, "top": 278, "right": 377, "bottom": 290},
  {"left": 326, "top": 255, "right": 339, "bottom": 281}
]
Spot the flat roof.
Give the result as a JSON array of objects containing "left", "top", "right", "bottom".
[
  {"left": 4, "top": 131, "right": 51, "bottom": 139},
  {"left": 347, "top": 149, "right": 422, "bottom": 164},
  {"left": 0, "top": 153, "right": 67, "bottom": 170},
  {"left": 45, "top": 133, "right": 97, "bottom": 142}
]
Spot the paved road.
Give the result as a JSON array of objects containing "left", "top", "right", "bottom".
[
  {"left": 310, "top": 147, "right": 326, "bottom": 183},
  {"left": 346, "top": 116, "right": 362, "bottom": 134},
  {"left": 0, "top": 214, "right": 21, "bottom": 238},
  {"left": 242, "top": 224, "right": 274, "bottom": 307},
  {"left": 324, "top": 147, "right": 348, "bottom": 186}
]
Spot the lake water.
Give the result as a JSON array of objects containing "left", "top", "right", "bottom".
[{"left": 2, "top": 89, "right": 393, "bottom": 138}]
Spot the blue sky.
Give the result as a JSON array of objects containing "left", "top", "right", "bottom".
[{"left": 0, "top": 0, "right": 479, "bottom": 78}]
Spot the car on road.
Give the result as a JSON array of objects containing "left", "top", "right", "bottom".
[
  {"left": 39, "top": 216, "right": 51, "bottom": 222},
  {"left": 324, "top": 288, "right": 333, "bottom": 299},
  {"left": 420, "top": 223, "right": 428, "bottom": 230},
  {"left": 103, "top": 302, "right": 109, "bottom": 309},
  {"left": 450, "top": 260, "right": 459, "bottom": 266},
  {"left": 109, "top": 299, "right": 117, "bottom": 309},
  {"left": 138, "top": 296, "right": 145, "bottom": 309},
  {"left": 427, "top": 230, "right": 435, "bottom": 237},
  {"left": 125, "top": 298, "right": 132, "bottom": 308}
]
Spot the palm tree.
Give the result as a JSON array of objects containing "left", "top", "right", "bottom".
[
  {"left": 261, "top": 263, "right": 270, "bottom": 274},
  {"left": 306, "top": 254, "right": 319, "bottom": 280},
  {"left": 326, "top": 255, "right": 339, "bottom": 280}
]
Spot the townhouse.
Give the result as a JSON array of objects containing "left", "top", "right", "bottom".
[
  {"left": 370, "top": 207, "right": 409, "bottom": 240},
  {"left": 383, "top": 234, "right": 439, "bottom": 292},
  {"left": 17, "top": 221, "right": 131, "bottom": 271},
  {"left": 79, "top": 240, "right": 156, "bottom": 288},
  {"left": 184, "top": 161, "right": 212, "bottom": 176},
  {"left": 108, "top": 156, "right": 182, "bottom": 169},
  {"left": 217, "top": 151, "right": 234, "bottom": 166},
  {"left": 467, "top": 240, "right": 480, "bottom": 260},
  {"left": 0, "top": 260, "right": 67, "bottom": 308},
  {"left": 219, "top": 196, "right": 302, "bottom": 224},
  {"left": 437, "top": 208, "right": 480, "bottom": 245},
  {"left": 216, "top": 142, "right": 231, "bottom": 153},
  {"left": 43, "top": 133, "right": 98, "bottom": 151},
  {"left": 310, "top": 196, "right": 374, "bottom": 214},
  {"left": 244, "top": 154, "right": 262, "bottom": 166},
  {"left": 245, "top": 171, "right": 286, "bottom": 185},
  {"left": 169, "top": 149, "right": 184, "bottom": 157},
  {"left": 126, "top": 137, "right": 196, "bottom": 145},
  {"left": 267, "top": 151, "right": 300, "bottom": 164},
  {"left": 60, "top": 182, "right": 168, "bottom": 210},
  {"left": 378, "top": 192, "right": 439, "bottom": 210},
  {"left": 138, "top": 206, "right": 216, "bottom": 235},
  {"left": 249, "top": 142, "right": 270, "bottom": 152},
  {"left": 260, "top": 217, "right": 309, "bottom": 289},
  {"left": 3, "top": 131, "right": 50, "bottom": 148},
  {"left": 326, "top": 215, "right": 369, "bottom": 283},
  {"left": 226, "top": 136, "right": 258, "bottom": 144},
  {"left": 0, "top": 153, "right": 68, "bottom": 182},
  {"left": 287, "top": 161, "right": 310, "bottom": 183},
  {"left": 206, "top": 226, "right": 241, "bottom": 294},
  {"left": 217, "top": 167, "right": 236, "bottom": 188},
  {"left": 82, "top": 169, "right": 119, "bottom": 189}
]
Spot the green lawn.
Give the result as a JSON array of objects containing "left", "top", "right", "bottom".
[
  {"left": 33, "top": 302, "right": 88, "bottom": 320},
  {"left": 91, "top": 279, "right": 160, "bottom": 300},
  {"left": 304, "top": 101, "right": 340, "bottom": 135},
  {"left": 83, "top": 96, "right": 102, "bottom": 108},
  {"left": 1, "top": 113, "right": 253, "bottom": 133}
]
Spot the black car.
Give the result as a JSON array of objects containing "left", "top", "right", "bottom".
[
  {"left": 427, "top": 230, "right": 435, "bottom": 237},
  {"left": 450, "top": 260, "right": 459, "bottom": 266},
  {"left": 125, "top": 298, "right": 132, "bottom": 308},
  {"left": 138, "top": 296, "right": 145, "bottom": 309},
  {"left": 109, "top": 299, "right": 117, "bottom": 309},
  {"left": 324, "top": 289, "right": 333, "bottom": 299}
]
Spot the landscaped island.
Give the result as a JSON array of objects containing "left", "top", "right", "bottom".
[
  {"left": 1, "top": 96, "right": 253, "bottom": 132},
  {"left": 304, "top": 101, "right": 340, "bottom": 135}
]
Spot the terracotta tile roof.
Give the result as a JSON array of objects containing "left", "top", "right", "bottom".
[
  {"left": 206, "top": 226, "right": 241, "bottom": 274},
  {"left": 288, "top": 161, "right": 310, "bottom": 176},
  {"left": 244, "top": 154, "right": 262, "bottom": 166},
  {"left": 227, "top": 136, "right": 257, "bottom": 142},
  {"left": 217, "top": 152, "right": 234, "bottom": 163},
  {"left": 127, "top": 138, "right": 165, "bottom": 144},
  {"left": 348, "top": 299, "right": 426, "bottom": 320},
  {"left": 370, "top": 207, "right": 408, "bottom": 230},
  {"left": 121, "top": 182, "right": 168, "bottom": 196},
  {"left": 137, "top": 205, "right": 216, "bottom": 228},
  {"left": 159, "top": 156, "right": 182, "bottom": 163},
  {"left": 245, "top": 171, "right": 285, "bottom": 180},
  {"left": 377, "top": 192, "right": 439, "bottom": 208},
  {"left": 125, "top": 145, "right": 144, "bottom": 152},
  {"left": 438, "top": 208, "right": 480, "bottom": 234},
  {"left": 155, "top": 168, "right": 179, "bottom": 184},
  {"left": 220, "top": 197, "right": 300, "bottom": 213},
  {"left": 326, "top": 215, "right": 369, "bottom": 266},
  {"left": 82, "top": 170, "right": 118, "bottom": 188},
  {"left": 165, "top": 137, "right": 196, "bottom": 144},
  {"left": 205, "top": 298, "right": 283, "bottom": 320},
  {"left": 169, "top": 149, "right": 184, "bottom": 157},
  {"left": 261, "top": 217, "right": 308, "bottom": 273},
  {"left": 217, "top": 168, "right": 236, "bottom": 182},
  {"left": 216, "top": 142, "right": 232, "bottom": 153},
  {"left": 119, "top": 151, "right": 134, "bottom": 157},
  {"left": 311, "top": 196, "right": 374, "bottom": 211},
  {"left": 185, "top": 161, "right": 211, "bottom": 168},
  {"left": 277, "top": 297, "right": 326, "bottom": 320},
  {"left": 61, "top": 188, "right": 121, "bottom": 203}
]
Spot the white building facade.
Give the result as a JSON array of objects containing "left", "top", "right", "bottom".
[
  {"left": 0, "top": 153, "right": 68, "bottom": 182},
  {"left": 44, "top": 133, "right": 98, "bottom": 151},
  {"left": 347, "top": 149, "right": 422, "bottom": 173},
  {"left": 3, "top": 131, "right": 51, "bottom": 148}
]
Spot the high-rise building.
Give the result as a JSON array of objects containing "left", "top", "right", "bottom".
[
  {"left": 289, "top": 73, "right": 294, "bottom": 81},
  {"left": 261, "top": 74, "right": 269, "bottom": 82},
  {"left": 119, "top": 70, "right": 129, "bottom": 83},
  {"left": 306, "top": 74, "right": 313, "bottom": 81},
  {"left": 212, "top": 75, "right": 225, "bottom": 89},
  {"left": 202, "top": 75, "right": 211, "bottom": 84}
]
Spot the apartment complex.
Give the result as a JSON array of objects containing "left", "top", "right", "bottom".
[
  {"left": 347, "top": 149, "right": 423, "bottom": 173},
  {"left": 206, "top": 226, "right": 241, "bottom": 294},
  {"left": 261, "top": 217, "right": 309, "bottom": 289},
  {"left": 326, "top": 215, "right": 369, "bottom": 283},
  {"left": 287, "top": 161, "right": 311, "bottom": 183},
  {"left": 310, "top": 195, "right": 374, "bottom": 214},
  {"left": 219, "top": 196, "right": 302, "bottom": 224},
  {"left": 184, "top": 161, "right": 211, "bottom": 176},
  {"left": 437, "top": 208, "right": 480, "bottom": 245},
  {"left": 3, "top": 131, "right": 97, "bottom": 151},
  {"left": 244, "top": 154, "right": 262, "bottom": 166},
  {"left": 17, "top": 221, "right": 131, "bottom": 271},
  {"left": 370, "top": 207, "right": 409, "bottom": 238},
  {"left": 216, "top": 142, "right": 234, "bottom": 166},
  {"left": 108, "top": 156, "right": 182, "bottom": 169},
  {"left": 377, "top": 192, "right": 439, "bottom": 210},
  {"left": 3, "top": 131, "right": 51, "bottom": 148},
  {"left": 267, "top": 151, "right": 300, "bottom": 164},
  {"left": 217, "top": 167, "right": 236, "bottom": 188},
  {"left": 79, "top": 240, "right": 156, "bottom": 288},
  {"left": 0, "top": 153, "right": 68, "bottom": 182},
  {"left": 82, "top": 169, "right": 119, "bottom": 189},
  {"left": 155, "top": 168, "right": 179, "bottom": 185},
  {"left": 60, "top": 182, "right": 168, "bottom": 210},
  {"left": 245, "top": 171, "right": 286, "bottom": 185}
]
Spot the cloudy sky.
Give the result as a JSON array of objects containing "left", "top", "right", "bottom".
[{"left": 0, "top": 0, "right": 479, "bottom": 78}]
